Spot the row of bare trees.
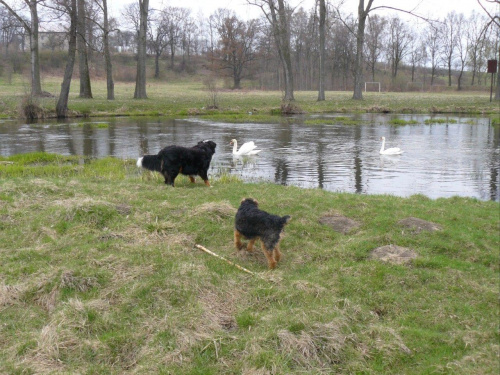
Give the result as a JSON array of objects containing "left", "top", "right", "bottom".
[
  {"left": 1, "top": 0, "right": 499, "bottom": 117},
  {"left": 0, "top": 0, "right": 118, "bottom": 115}
]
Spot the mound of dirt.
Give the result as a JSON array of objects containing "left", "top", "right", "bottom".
[
  {"left": 319, "top": 215, "right": 360, "bottom": 234},
  {"left": 398, "top": 217, "right": 442, "bottom": 233},
  {"left": 370, "top": 245, "right": 417, "bottom": 265}
]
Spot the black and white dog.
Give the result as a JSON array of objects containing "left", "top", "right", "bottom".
[{"left": 137, "top": 140, "right": 216, "bottom": 187}]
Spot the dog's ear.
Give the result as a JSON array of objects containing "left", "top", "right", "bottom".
[{"left": 241, "top": 198, "right": 258, "bottom": 206}]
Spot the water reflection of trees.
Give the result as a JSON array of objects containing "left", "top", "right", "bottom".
[
  {"left": 0, "top": 116, "right": 498, "bottom": 201},
  {"left": 488, "top": 124, "right": 499, "bottom": 201}
]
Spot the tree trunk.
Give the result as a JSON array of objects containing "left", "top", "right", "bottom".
[
  {"left": 268, "top": 0, "right": 294, "bottom": 101},
  {"left": 29, "top": 0, "right": 42, "bottom": 96},
  {"left": 134, "top": 0, "right": 149, "bottom": 99},
  {"left": 77, "top": 0, "right": 92, "bottom": 98},
  {"left": 317, "top": 0, "right": 326, "bottom": 101},
  {"left": 353, "top": 0, "right": 373, "bottom": 100},
  {"left": 0, "top": 0, "right": 42, "bottom": 96},
  {"left": 278, "top": 0, "right": 294, "bottom": 101},
  {"left": 496, "top": 47, "right": 500, "bottom": 101},
  {"left": 102, "top": 0, "right": 114, "bottom": 100},
  {"left": 154, "top": 51, "right": 160, "bottom": 78},
  {"left": 233, "top": 76, "right": 241, "bottom": 90},
  {"left": 170, "top": 42, "right": 175, "bottom": 69},
  {"left": 495, "top": 72, "right": 500, "bottom": 101},
  {"left": 56, "top": 0, "right": 78, "bottom": 118},
  {"left": 447, "top": 57, "right": 452, "bottom": 87}
]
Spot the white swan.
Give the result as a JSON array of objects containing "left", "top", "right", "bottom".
[
  {"left": 380, "top": 137, "right": 403, "bottom": 155},
  {"left": 230, "top": 139, "right": 261, "bottom": 156}
]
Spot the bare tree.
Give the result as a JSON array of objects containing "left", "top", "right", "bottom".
[
  {"left": 77, "top": 0, "right": 92, "bottom": 97},
  {"left": 291, "top": 7, "right": 315, "bottom": 90},
  {"left": 0, "top": 0, "right": 43, "bottom": 96},
  {"left": 364, "top": 14, "right": 386, "bottom": 81},
  {"left": 148, "top": 8, "right": 168, "bottom": 78},
  {"left": 329, "top": 17, "right": 355, "bottom": 90},
  {"left": 407, "top": 33, "right": 425, "bottom": 83},
  {"left": 387, "top": 16, "right": 412, "bottom": 81},
  {"left": 423, "top": 22, "right": 441, "bottom": 86},
  {"left": 477, "top": 0, "right": 499, "bottom": 100},
  {"left": 337, "top": 0, "right": 435, "bottom": 99},
  {"left": 179, "top": 8, "right": 196, "bottom": 71},
  {"left": 161, "top": 7, "right": 187, "bottom": 70},
  {"left": 93, "top": 0, "right": 114, "bottom": 99},
  {"left": 454, "top": 13, "right": 469, "bottom": 90},
  {"left": 352, "top": 0, "right": 373, "bottom": 100},
  {"left": 211, "top": 11, "right": 259, "bottom": 89},
  {"left": 249, "top": 0, "right": 294, "bottom": 101},
  {"left": 0, "top": 6, "right": 24, "bottom": 55},
  {"left": 55, "top": 0, "right": 77, "bottom": 118},
  {"left": 441, "top": 12, "right": 460, "bottom": 87},
  {"left": 317, "top": 0, "right": 326, "bottom": 100},
  {"left": 134, "top": 0, "right": 148, "bottom": 99},
  {"left": 467, "top": 12, "right": 487, "bottom": 86}
]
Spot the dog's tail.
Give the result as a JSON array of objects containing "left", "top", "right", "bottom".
[
  {"left": 281, "top": 215, "right": 291, "bottom": 226},
  {"left": 137, "top": 154, "right": 162, "bottom": 172}
]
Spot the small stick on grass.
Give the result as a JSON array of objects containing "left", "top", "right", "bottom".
[{"left": 195, "top": 244, "right": 255, "bottom": 276}]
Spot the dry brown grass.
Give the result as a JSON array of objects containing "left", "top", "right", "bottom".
[
  {"left": 195, "top": 201, "right": 236, "bottom": 218},
  {"left": 0, "top": 283, "right": 25, "bottom": 309}
]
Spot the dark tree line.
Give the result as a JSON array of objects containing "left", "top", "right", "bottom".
[{"left": 1, "top": 0, "right": 499, "bottom": 112}]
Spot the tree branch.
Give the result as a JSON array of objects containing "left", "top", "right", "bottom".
[
  {"left": 0, "top": 0, "right": 31, "bottom": 32},
  {"left": 369, "top": 5, "right": 440, "bottom": 24},
  {"left": 477, "top": 0, "right": 500, "bottom": 27}
]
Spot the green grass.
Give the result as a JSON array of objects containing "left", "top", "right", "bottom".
[
  {"left": 0, "top": 153, "right": 498, "bottom": 374},
  {"left": 424, "top": 118, "right": 459, "bottom": 124},
  {"left": 0, "top": 74, "right": 498, "bottom": 121},
  {"left": 389, "top": 118, "right": 419, "bottom": 125},
  {"left": 304, "top": 116, "right": 364, "bottom": 126}
]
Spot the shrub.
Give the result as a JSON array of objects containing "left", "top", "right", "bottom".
[
  {"left": 19, "top": 95, "right": 45, "bottom": 120},
  {"left": 280, "top": 100, "right": 304, "bottom": 115}
]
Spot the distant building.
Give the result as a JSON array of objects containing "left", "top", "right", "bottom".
[{"left": 22, "top": 31, "right": 68, "bottom": 52}]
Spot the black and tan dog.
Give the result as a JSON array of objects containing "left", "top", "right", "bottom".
[
  {"left": 234, "top": 198, "right": 291, "bottom": 269},
  {"left": 137, "top": 140, "right": 216, "bottom": 187}
]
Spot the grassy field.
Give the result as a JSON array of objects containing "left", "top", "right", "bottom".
[
  {"left": 0, "top": 75, "right": 499, "bottom": 121},
  {"left": 0, "top": 153, "right": 498, "bottom": 374}
]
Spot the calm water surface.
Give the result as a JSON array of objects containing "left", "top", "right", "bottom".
[{"left": 0, "top": 114, "right": 498, "bottom": 201}]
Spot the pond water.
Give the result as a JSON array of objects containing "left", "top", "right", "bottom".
[{"left": 0, "top": 114, "right": 498, "bottom": 201}]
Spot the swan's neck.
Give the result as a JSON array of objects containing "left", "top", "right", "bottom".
[
  {"left": 380, "top": 139, "right": 385, "bottom": 153},
  {"left": 232, "top": 141, "right": 238, "bottom": 154}
]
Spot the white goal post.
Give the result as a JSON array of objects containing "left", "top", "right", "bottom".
[{"left": 365, "top": 82, "right": 381, "bottom": 92}]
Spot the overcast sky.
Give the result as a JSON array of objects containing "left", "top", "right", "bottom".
[{"left": 109, "top": 0, "right": 497, "bottom": 21}]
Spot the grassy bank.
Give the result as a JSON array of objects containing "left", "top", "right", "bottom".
[
  {"left": 0, "top": 75, "right": 499, "bottom": 122},
  {"left": 0, "top": 153, "right": 498, "bottom": 374}
]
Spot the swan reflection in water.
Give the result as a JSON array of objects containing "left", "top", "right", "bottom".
[
  {"left": 379, "top": 153, "right": 403, "bottom": 169},
  {"left": 231, "top": 154, "right": 259, "bottom": 168}
]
